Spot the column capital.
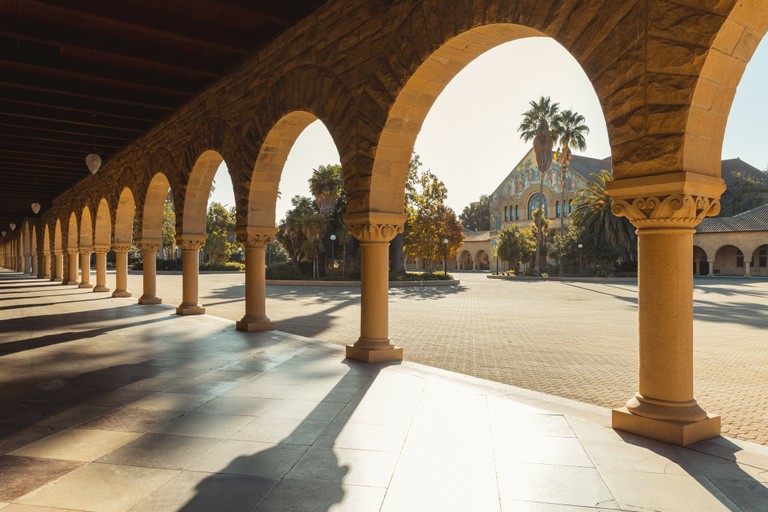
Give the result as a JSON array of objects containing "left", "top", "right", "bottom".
[
  {"left": 176, "top": 234, "right": 206, "bottom": 251},
  {"left": 53, "top": 249, "right": 63, "bottom": 256},
  {"left": 235, "top": 226, "right": 276, "bottom": 247},
  {"left": 344, "top": 212, "right": 405, "bottom": 243},
  {"left": 112, "top": 243, "right": 132, "bottom": 253},
  {"left": 136, "top": 238, "right": 162, "bottom": 251},
  {"left": 78, "top": 247, "right": 92, "bottom": 255},
  {"left": 66, "top": 248, "right": 79, "bottom": 256},
  {"left": 93, "top": 246, "right": 110, "bottom": 254},
  {"left": 606, "top": 172, "right": 725, "bottom": 230}
]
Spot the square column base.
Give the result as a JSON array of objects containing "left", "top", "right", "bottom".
[
  {"left": 62, "top": 280, "right": 78, "bottom": 285},
  {"left": 176, "top": 305, "right": 206, "bottom": 315},
  {"left": 112, "top": 291, "right": 132, "bottom": 298},
  {"left": 345, "top": 344, "right": 403, "bottom": 363},
  {"left": 93, "top": 286, "right": 111, "bottom": 292},
  {"left": 236, "top": 320, "right": 276, "bottom": 332},
  {"left": 138, "top": 296, "right": 162, "bottom": 305},
  {"left": 78, "top": 283, "right": 93, "bottom": 289},
  {"left": 612, "top": 408, "right": 721, "bottom": 446}
]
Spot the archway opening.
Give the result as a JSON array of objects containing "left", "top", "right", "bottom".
[{"left": 713, "top": 244, "right": 745, "bottom": 276}]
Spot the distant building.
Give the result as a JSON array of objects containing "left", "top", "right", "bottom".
[{"left": 694, "top": 204, "right": 768, "bottom": 277}]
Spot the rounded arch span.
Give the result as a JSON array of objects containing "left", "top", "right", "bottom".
[
  {"left": 247, "top": 111, "right": 322, "bottom": 227},
  {"left": 684, "top": 0, "right": 768, "bottom": 176},
  {"left": 181, "top": 150, "right": 225, "bottom": 235},
  {"left": 54, "top": 219, "right": 63, "bottom": 251},
  {"left": 95, "top": 199, "right": 111, "bottom": 247},
  {"left": 80, "top": 206, "right": 93, "bottom": 248},
  {"left": 141, "top": 173, "right": 172, "bottom": 240},
  {"left": 115, "top": 188, "right": 136, "bottom": 244},
  {"left": 67, "top": 212, "right": 79, "bottom": 249}
]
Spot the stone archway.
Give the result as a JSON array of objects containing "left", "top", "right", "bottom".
[
  {"left": 476, "top": 250, "right": 490, "bottom": 271},
  {"left": 93, "top": 198, "right": 112, "bottom": 292},
  {"left": 693, "top": 245, "right": 709, "bottom": 276},
  {"left": 113, "top": 188, "right": 136, "bottom": 297},
  {"left": 714, "top": 244, "right": 747, "bottom": 276},
  {"left": 459, "top": 250, "right": 472, "bottom": 270}
]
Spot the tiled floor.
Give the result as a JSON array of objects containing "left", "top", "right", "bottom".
[{"left": 1, "top": 272, "right": 768, "bottom": 511}]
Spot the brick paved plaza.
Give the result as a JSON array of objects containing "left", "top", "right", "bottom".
[{"left": 124, "top": 272, "right": 768, "bottom": 445}]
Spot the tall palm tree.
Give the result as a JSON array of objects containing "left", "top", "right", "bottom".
[
  {"left": 518, "top": 96, "right": 560, "bottom": 274},
  {"left": 552, "top": 109, "right": 589, "bottom": 274},
  {"left": 571, "top": 170, "right": 637, "bottom": 263},
  {"left": 309, "top": 164, "right": 343, "bottom": 218}
]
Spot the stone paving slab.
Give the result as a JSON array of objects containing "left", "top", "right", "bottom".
[{"left": 124, "top": 271, "right": 768, "bottom": 445}]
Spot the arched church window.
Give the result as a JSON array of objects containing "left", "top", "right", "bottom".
[
  {"left": 504, "top": 206, "right": 508, "bottom": 221},
  {"left": 528, "top": 193, "right": 548, "bottom": 220},
  {"left": 515, "top": 205, "right": 519, "bottom": 220},
  {"left": 555, "top": 201, "right": 560, "bottom": 218}
]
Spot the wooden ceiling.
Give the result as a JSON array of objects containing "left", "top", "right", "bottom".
[{"left": 0, "top": 0, "right": 329, "bottom": 232}]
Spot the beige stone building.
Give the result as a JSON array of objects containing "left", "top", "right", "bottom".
[{"left": 694, "top": 204, "right": 768, "bottom": 277}]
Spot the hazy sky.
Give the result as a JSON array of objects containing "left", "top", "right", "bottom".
[{"left": 210, "top": 36, "right": 767, "bottom": 222}]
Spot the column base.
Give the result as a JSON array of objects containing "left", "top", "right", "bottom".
[
  {"left": 62, "top": 279, "right": 78, "bottom": 285},
  {"left": 112, "top": 290, "right": 132, "bottom": 298},
  {"left": 139, "top": 295, "right": 162, "bottom": 305},
  {"left": 93, "top": 286, "right": 111, "bottom": 292},
  {"left": 346, "top": 344, "right": 403, "bottom": 363},
  {"left": 612, "top": 407, "right": 721, "bottom": 446},
  {"left": 78, "top": 283, "right": 93, "bottom": 289},
  {"left": 236, "top": 317, "right": 275, "bottom": 332},
  {"left": 176, "top": 303, "right": 206, "bottom": 315}
]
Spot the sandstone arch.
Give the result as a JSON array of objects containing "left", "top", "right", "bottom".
[
  {"left": 95, "top": 199, "right": 112, "bottom": 247},
  {"left": 114, "top": 188, "right": 136, "bottom": 244}
]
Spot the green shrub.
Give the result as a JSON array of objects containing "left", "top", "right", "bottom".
[
  {"left": 200, "top": 261, "right": 245, "bottom": 271},
  {"left": 266, "top": 263, "right": 305, "bottom": 280},
  {"left": 389, "top": 271, "right": 453, "bottom": 281}
]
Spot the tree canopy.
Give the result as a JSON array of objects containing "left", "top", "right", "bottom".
[{"left": 459, "top": 194, "right": 491, "bottom": 231}]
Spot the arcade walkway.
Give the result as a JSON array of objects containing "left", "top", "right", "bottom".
[{"left": 1, "top": 271, "right": 767, "bottom": 511}]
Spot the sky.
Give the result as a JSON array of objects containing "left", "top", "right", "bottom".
[{"left": 210, "top": 36, "right": 768, "bottom": 223}]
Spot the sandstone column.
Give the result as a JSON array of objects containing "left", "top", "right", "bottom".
[
  {"left": 42, "top": 252, "right": 51, "bottom": 279},
  {"left": 176, "top": 235, "right": 206, "bottom": 315},
  {"left": 78, "top": 248, "right": 93, "bottom": 288},
  {"left": 53, "top": 250, "right": 63, "bottom": 282},
  {"left": 32, "top": 253, "right": 39, "bottom": 277},
  {"left": 64, "top": 249, "right": 79, "bottom": 285},
  {"left": 344, "top": 213, "right": 405, "bottom": 363},
  {"left": 137, "top": 238, "right": 162, "bottom": 304},
  {"left": 744, "top": 260, "right": 751, "bottom": 278},
  {"left": 112, "top": 244, "right": 132, "bottom": 297},
  {"left": 607, "top": 173, "right": 723, "bottom": 446},
  {"left": 93, "top": 246, "right": 110, "bottom": 292},
  {"left": 707, "top": 260, "right": 715, "bottom": 276},
  {"left": 236, "top": 227, "right": 275, "bottom": 331},
  {"left": 25, "top": 253, "right": 32, "bottom": 275}
]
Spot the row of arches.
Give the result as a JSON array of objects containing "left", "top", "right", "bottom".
[
  {"left": 694, "top": 244, "right": 768, "bottom": 277},
  {"left": 2, "top": 0, "right": 767, "bottom": 447}
]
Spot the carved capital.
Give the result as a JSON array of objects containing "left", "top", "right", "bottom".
[
  {"left": 611, "top": 194, "right": 720, "bottom": 229},
  {"left": 606, "top": 172, "right": 725, "bottom": 230},
  {"left": 112, "top": 244, "right": 132, "bottom": 253},
  {"left": 235, "top": 226, "right": 276, "bottom": 247},
  {"left": 136, "top": 238, "right": 162, "bottom": 252},
  {"left": 344, "top": 212, "right": 405, "bottom": 243},
  {"left": 78, "top": 247, "right": 93, "bottom": 255},
  {"left": 53, "top": 249, "right": 63, "bottom": 256},
  {"left": 93, "top": 246, "right": 110, "bottom": 254},
  {"left": 176, "top": 235, "right": 206, "bottom": 251},
  {"left": 66, "top": 248, "right": 79, "bottom": 256}
]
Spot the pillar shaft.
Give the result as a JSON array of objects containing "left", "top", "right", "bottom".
[
  {"left": 53, "top": 251, "right": 63, "bottom": 281},
  {"left": 93, "top": 247, "right": 110, "bottom": 292},
  {"left": 137, "top": 239, "right": 162, "bottom": 304},
  {"left": 235, "top": 228, "right": 276, "bottom": 331},
  {"left": 112, "top": 245, "right": 132, "bottom": 297},
  {"left": 607, "top": 174, "right": 722, "bottom": 446},
  {"left": 65, "top": 250, "right": 79, "bottom": 285},
  {"left": 43, "top": 253, "right": 51, "bottom": 279},
  {"left": 176, "top": 236, "right": 205, "bottom": 315},
  {"left": 343, "top": 214, "right": 405, "bottom": 363},
  {"left": 744, "top": 260, "right": 751, "bottom": 277},
  {"left": 79, "top": 249, "right": 93, "bottom": 288}
]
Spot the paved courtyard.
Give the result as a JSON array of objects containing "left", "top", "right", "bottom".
[{"left": 122, "top": 271, "right": 768, "bottom": 446}]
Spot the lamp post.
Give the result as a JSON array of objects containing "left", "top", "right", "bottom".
[
  {"left": 442, "top": 238, "right": 449, "bottom": 275},
  {"left": 491, "top": 239, "right": 498, "bottom": 274},
  {"left": 578, "top": 243, "right": 583, "bottom": 274},
  {"left": 330, "top": 234, "right": 336, "bottom": 279}
]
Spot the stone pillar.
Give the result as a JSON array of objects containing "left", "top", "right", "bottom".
[
  {"left": 53, "top": 250, "right": 63, "bottom": 281},
  {"left": 78, "top": 248, "right": 93, "bottom": 288},
  {"left": 176, "top": 235, "right": 206, "bottom": 315},
  {"left": 607, "top": 173, "right": 723, "bottom": 446},
  {"left": 707, "top": 260, "right": 715, "bottom": 277},
  {"left": 235, "top": 227, "right": 275, "bottom": 331},
  {"left": 32, "top": 253, "right": 39, "bottom": 277},
  {"left": 137, "top": 238, "right": 162, "bottom": 304},
  {"left": 744, "top": 260, "right": 751, "bottom": 278},
  {"left": 64, "top": 249, "right": 79, "bottom": 285},
  {"left": 42, "top": 253, "right": 51, "bottom": 279},
  {"left": 24, "top": 254, "right": 32, "bottom": 275},
  {"left": 344, "top": 213, "right": 405, "bottom": 363},
  {"left": 93, "top": 246, "right": 110, "bottom": 292},
  {"left": 112, "top": 244, "right": 132, "bottom": 297}
]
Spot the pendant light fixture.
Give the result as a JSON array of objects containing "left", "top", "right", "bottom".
[
  {"left": 31, "top": 180, "right": 41, "bottom": 214},
  {"left": 85, "top": 53, "right": 101, "bottom": 175},
  {"left": 1, "top": 231, "right": 6, "bottom": 237},
  {"left": 10, "top": 223, "right": 16, "bottom": 231}
]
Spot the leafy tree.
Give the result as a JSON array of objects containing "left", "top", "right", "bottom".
[
  {"left": 266, "top": 240, "right": 289, "bottom": 266},
  {"left": 309, "top": 164, "right": 344, "bottom": 218},
  {"left": 391, "top": 154, "right": 423, "bottom": 274},
  {"left": 459, "top": 194, "right": 491, "bottom": 231},
  {"left": 518, "top": 96, "right": 560, "bottom": 274},
  {"left": 719, "top": 171, "right": 766, "bottom": 216},
  {"left": 496, "top": 223, "right": 536, "bottom": 274},
  {"left": 301, "top": 212, "right": 326, "bottom": 278},
  {"left": 203, "top": 202, "right": 235, "bottom": 265},
  {"left": 549, "top": 224, "right": 582, "bottom": 273},
  {"left": 529, "top": 208, "right": 552, "bottom": 269},
  {"left": 571, "top": 169, "right": 636, "bottom": 263},
  {"left": 278, "top": 195, "right": 318, "bottom": 267},
  {"left": 161, "top": 190, "right": 176, "bottom": 260},
  {"left": 404, "top": 166, "right": 464, "bottom": 273}
]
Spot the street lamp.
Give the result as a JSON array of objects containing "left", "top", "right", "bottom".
[
  {"left": 578, "top": 243, "right": 583, "bottom": 274},
  {"left": 491, "top": 239, "right": 498, "bottom": 274},
  {"left": 330, "top": 234, "right": 336, "bottom": 279},
  {"left": 442, "top": 238, "right": 449, "bottom": 275}
]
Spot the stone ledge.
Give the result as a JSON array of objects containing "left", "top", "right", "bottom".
[{"left": 612, "top": 407, "right": 721, "bottom": 446}]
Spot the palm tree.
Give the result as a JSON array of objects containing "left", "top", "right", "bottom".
[
  {"left": 571, "top": 169, "right": 637, "bottom": 263},
  {"left": 552, "top": 109, "right": 589, "bottom": 274},
  {"left": 309, "top": 164, "right": 343, "bottom": 218},
  {"left": 518, "top": 96, "right": 560, "bottom": 274}
]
